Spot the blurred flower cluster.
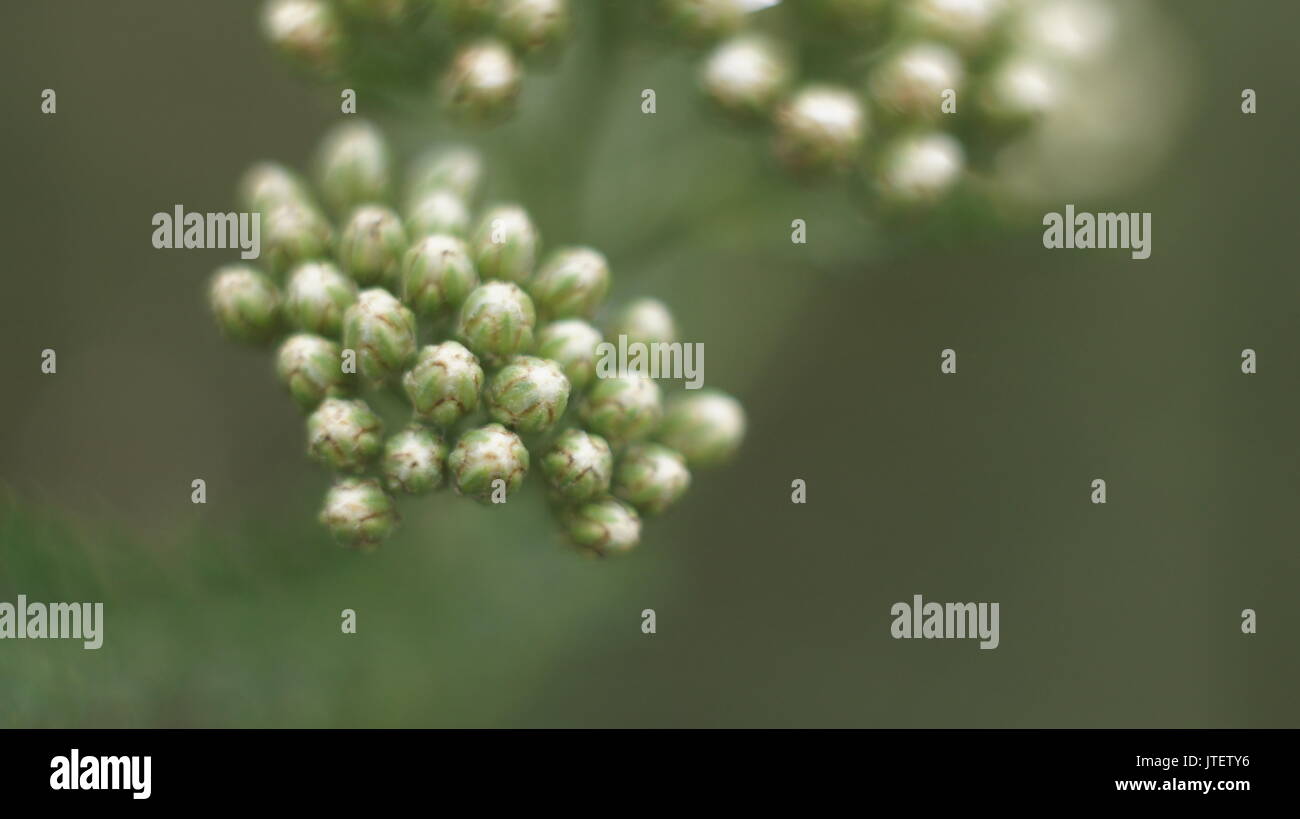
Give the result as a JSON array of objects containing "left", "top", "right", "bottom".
[
  {"left": 208, "top": 122, "right": 746, "bottom": 554},
  {"left": 262, "top": 0, "right": 570, "bottom": 122},
  {"left": 261, "top": 0, "right": 1169, "bottom": 214},
  {"left": 673, "top": 0, "right": 1134, "bottom": 207}
]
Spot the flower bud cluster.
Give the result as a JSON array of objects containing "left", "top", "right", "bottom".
[
  {"left": 678, "top": 0, "right": 1121, "bottom": 208},
  {"left": 261, "top": 0, "right": 1129, "bottom": 211},
  {"left": 261, "top": 0, "right": 571, "bottom": 125},
  {"left": 210, "top": 123, "right": 745, "bottom": 554}
]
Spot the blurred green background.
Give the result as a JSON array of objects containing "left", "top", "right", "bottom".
[{"left": 1, "top": 0, "right": 1298, "bottom": 727}]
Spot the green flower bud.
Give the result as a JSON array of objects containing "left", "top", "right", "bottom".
[
  {"left": 662, "top": 0, "right": 747, "bottom": 41},
  {"left": 262, "top": 0, "right": 345, "bottom": 75},
  {"left": 402, "top": 341, "right": 484, "bottom": 427},
  {"left": 579, "top": 373, "right": 663, "bottom": 446},
  {"left": 541, "top": 428, "right": 612, "bottom": 502},
  {"left": 381, "top": 425, "right": 447, "bottom": 494},
  {"left": 315, "top": 120, "right": 392, "bottom": 214},
  {"left": 535, "top": 319, "right": 602, "bottom": 391},
  {"left": 405, "top": 189, "right": 471, "bottom": 238},
  {"left": 238, "top": 161, "right": 313, "bottom": 214},
  {"left": 657, "top": 389, "right": 745, "bottom": 467},
  {"left": 874, "top": 132, "right": 965, "bottom": 206},
  {"left": 455, "top": 281, "right": 536, "bottom": 365},
  {"left": 700, "top": 34, "right": 791, "bottom": 118},
  {"left": 530, "top": 247, "right": 610, "bottom": 320},
  {"left": 773, "top": 85, "right": 868, "bottom": 173},
  {"left": 284, "top": 261, "right": 357, "bottom": 336},
  {"left": 307, "top": 397, "right": 384, "bottom": 472},
  {"left": 209, "top": 265, "right": 282, "bottom": 344},
  {"left": 400, "top": 234, "right": 480, "bottom": 319},
  {"left": 606, "top": 298, "right": 677, "bottom": 345},
  {"left": 867, "top": 42, "right": 965, "bottom": 122},
  {"left": 563, "top": 497, "right": 641, "bottom": 557},
  {"left": 448, "top": 423, "right": 530, "bottom": 501},
  {"left": 612, "top": 443, "right": 691, "bottom": 516},
  {"left": 338, "top": 205, "right": 408, "bottom": 287},
  {"left": 442, "top": 40, "right": 523, "bottom": 124},
  {"left": 496, "top": 0, "right": 570, "bottom": 59},
  {"left": 978, "top": 56, "right": 1059, "bottom": 124},
  {"left": 341, "top": 288, "right": 418, "bottom": 383},
  {"left": 903, "top": 0, "right": 1008, "bottom": 54},
  {"left": 407, "top": 145, "right": 484, "bottom": 205},
  {"left": 262, "top": 200, "right": 334, "bottom": 277},
  {"left": 470, "top": 205, "right": 538, "bottom": 283},
  {"left": 319, "top": 477, "right": 399, "bottom": 551},
  {"left": 484, "top": 355, "right": 571, "bottom": 433},
  {"left": 276, "top": 333, "right": 350, "bottom": 409}
]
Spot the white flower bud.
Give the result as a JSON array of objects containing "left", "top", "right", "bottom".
[
  {"left": 606, "top": 298, "right": 677, "bottom": 346},
  {"left": 980, "top": 56, "right": 1060, "bottom": 122},
  {"left": 341, "top": 288, "right": 418, "bottom": 383},
  {"left": 470, "top": 204, "right": 539, "bottom": 283},
  {"left": 407, "top": 145, "right": 484, "bottom": 206},
  {"left": 456, "top": 280, "right": 537, "bottom": 364},
  {"left": 284, "top": 261, "right": 358, "bottom": 336},
  {"left": 338, "top": 205, "right": 408, "bottom": 287},
  {"left": 209, "top": 265, "right": 282, "bottom": 344},
  {"left": 307, "top": 398, "right": 384, "bottom": 472},
  {"left": 497, "top": 0, "right": 571, "bottom": 58},
  {"left": 773, "top": 86, "right": 868, "bottom": 173},
  {"left": 868, "top": 42, "right": 965, "bottom": 121},
  {"left": 315, "top": 120, "right": 392, "bottom": 214},
  {"left": 319, "top": 477, "right": 398, "bottom": 550},
  {"left": 381, "top": 425, "right": 447, "bottom": 495},
  {"left": 700, "top": 34, "right": 791, "bottom": 117},
  {"left": 276, "top": 333, "right": 350, "bottom": 409},
  {"left": 875, "top": 132, "right": 965, "bottom": 206},
  {"left": 563, "top": 498, "right": 641, "bottom": 557},
  {"left": 657, "top": 389, "right": 745, "bottom": 468},
  {"left": 405, "top": 189, "right": 471, "bottom": 238},
  {"left": 239, "top": 161, "right": 312, "bottom": 214},
  {"left": 262, "top": 0, "right": 345, "bottom": 75},
  {"left": 442, "top": 40, "right": 523, "bottom": 123},
  {"left": 536, "top": 319, "right": 603, "bottom": 392}
]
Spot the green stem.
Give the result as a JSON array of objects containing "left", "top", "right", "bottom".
[{"left": 560, "top": 0, "right": 622, "bottom": 237}]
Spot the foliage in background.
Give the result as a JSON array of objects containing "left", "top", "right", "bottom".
[{"left": 0, "top": 488, "right": 676, "bottom": 727}]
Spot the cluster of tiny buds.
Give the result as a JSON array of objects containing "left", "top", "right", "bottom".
[
  {"left": 677, "top": 0, "right": 1116, "bottom": 206},
  {"left": 261, "top": 0, "right": 570, "bottom": 124},
  {"left": 209, "top": 122, "right": 745, "bottom": 555},
  {"left": 261, "top": 0, "right": 1113, "bottom": 203}
]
